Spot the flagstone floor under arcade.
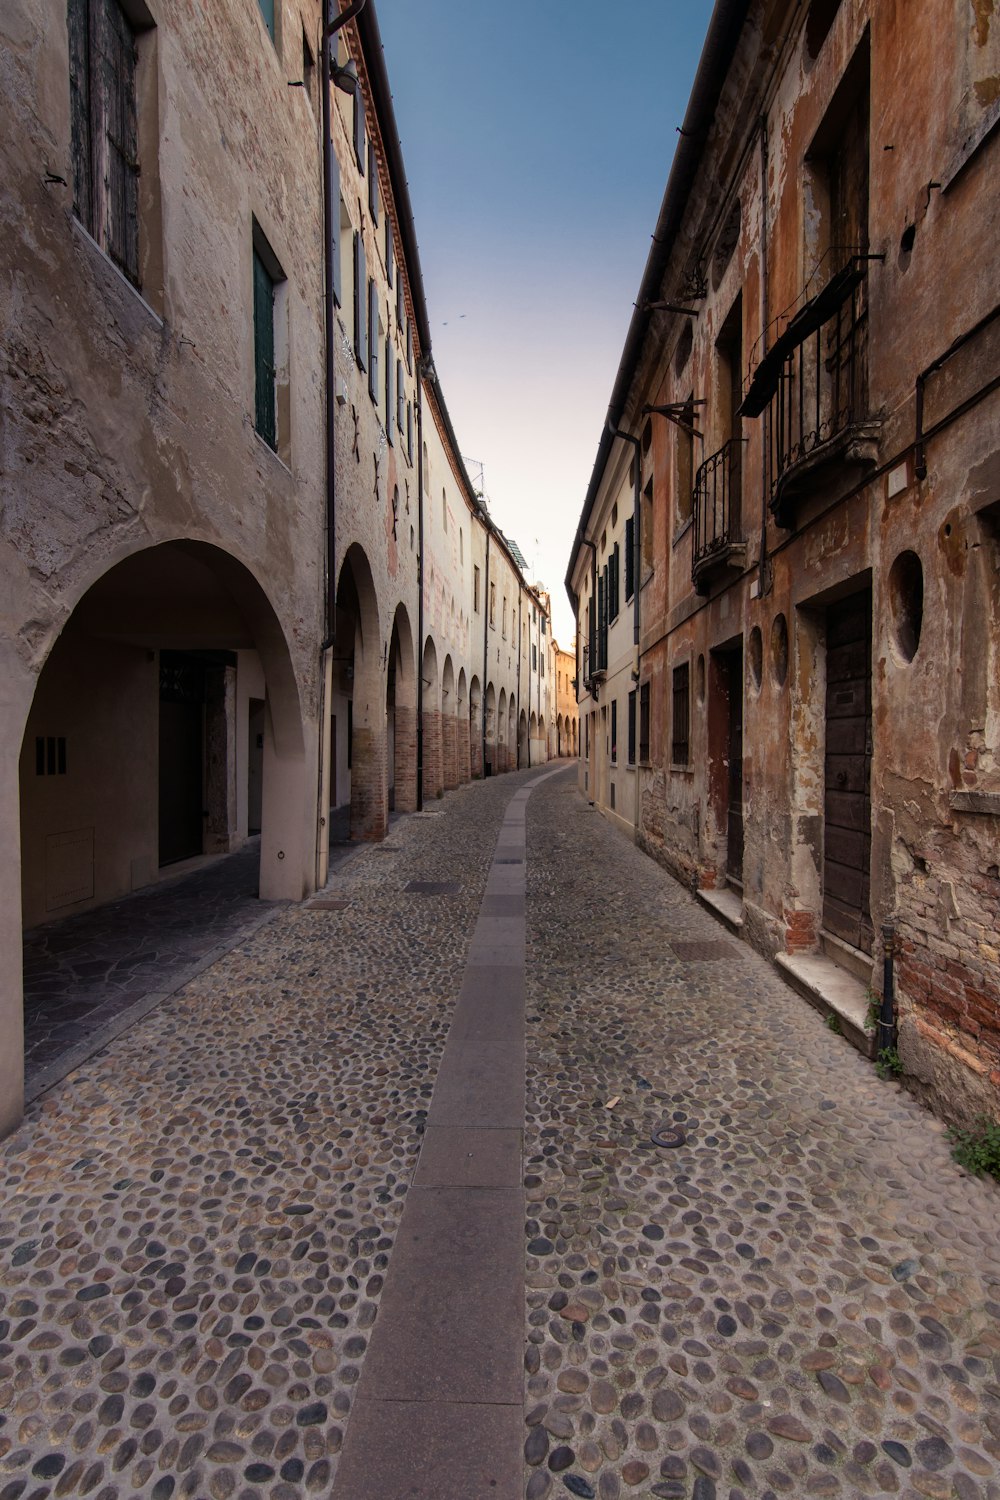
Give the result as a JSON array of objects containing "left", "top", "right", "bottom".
[{"left": 0, "top": 765, "right": 998, "bottom": 1500}]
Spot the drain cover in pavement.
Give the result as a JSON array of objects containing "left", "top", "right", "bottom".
[
  {"left": 668, "top": 939, "right": 740, "bottom": 961},
  {"left": 404, "top": 880, "right": 461, "bottom": 895},
  {"left": 495, "top": 858, "right": 523, "bottom": 865},
  {"left": 308, "top": 898, "right": 349, "bottom": 911}
]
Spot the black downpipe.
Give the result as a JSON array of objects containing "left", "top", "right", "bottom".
[
  {"left": 757, "top": 115, "right": 770, "bottom": 595},
  {"left": 482, "top": 528, "right": 491, "bottom": 775},
  {"left": 517, "top": 590, "right": 524, "bottom": 767},
  {"left": 610, "top": 423, "right": 641, "bottom": 650},
  {"left": 416, "top": 386, "right": 424, "bottom": 809}
]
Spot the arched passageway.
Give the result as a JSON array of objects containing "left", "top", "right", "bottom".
[
  {"left": 456, "top": 669, "right": 471, "bottom": 784},
  {"left": 388, "top": 604, "right": 417, "bottom": 814},
  {"left": 484, "top": 683, "right": 496, "bottom": 776},
  {"left": 497, "top": 688, "right": 507, "bottom": 776},
  {"left": 421, "top": 637, "right": 442, "bottom": 801},
  {"left": 441, "top": 655, "right": 458, "bottom": 792},
  {"left": 334, "top": 545, "right": 385, "bottom": 842},
  {"left": 10, "top": 539, "right": 311, "bottom": 1132},
  {"left": 519, "top": 709, "right": 529, "bottom": 769},
  {"left": 507, "top": 698, "right": 517, "bottom": 772},
  {"left": 469, "top": 675, "right": 482, "bottom": 779}
]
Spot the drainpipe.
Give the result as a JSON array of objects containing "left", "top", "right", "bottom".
[
  {"left": 517, "top": 589, "right": 524, "bottom": 767},
  {"left": 610, "top": 423, "right": 642, "bottom": 842},
  {"left": 416, "top": 381, "right": 424, "bottom": 809},
  {"left": 482, "top": 525, "right": 490, "bottom": 774},
  {"left": 757, "top": 114, "right": 770, "bottom": 596}
]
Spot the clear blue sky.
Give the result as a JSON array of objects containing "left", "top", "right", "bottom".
[{"left": 375, "top": 0, "right": 715, "bottom": 642}]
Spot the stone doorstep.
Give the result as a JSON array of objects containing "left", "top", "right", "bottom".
[
  {"left": 695, "top": 885, "right": 744, "bottom": 935},
  {"left": 775, "top": 951, "right": 876, "bottom": 1059},
  {"left": 820, "top": 927, "right": 875, "bottom": 984}
]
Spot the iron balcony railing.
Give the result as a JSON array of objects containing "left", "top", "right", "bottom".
[
  {"left": 739, "top": 253, "right": 881, "bottom": 521},
  {"left": 692, "top": 437, "right": 744, "bottom": 573}
]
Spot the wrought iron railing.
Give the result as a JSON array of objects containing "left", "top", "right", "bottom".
[{"left": 692, "top": 437, "right": 743, "bottom": 572}]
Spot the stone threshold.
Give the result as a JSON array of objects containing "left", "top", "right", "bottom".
[
  {"left": 695, "top": 885, "right": 744, "bottom": 935},
  {"left": 775, "top": 951, "right": 876, "bottom": 1058}
]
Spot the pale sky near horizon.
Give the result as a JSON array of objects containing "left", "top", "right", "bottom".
[{"left": 375, "top": 0, "right": 714, "bottom": 645}]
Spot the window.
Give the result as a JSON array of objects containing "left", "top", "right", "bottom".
[
  {"left": 68, "top": 0, "right": 142, "bottom": 287},
  {"left": 474, "top": 565, "right": 481, "bottom": 613},
  {"left": 639, "top": 682, "right": 650, "bottom": 763},
  {"left": 611, "top": 699, "right": 618, "bottom": 763},
  {"left": 256, "top": 0, "right": 275, "bottom": 41},
  {"left": 253, "top": 246, "right": 277, "bottom": 448},
  {"left": 628, "top": 689, "right": 637, "bottom": 765},
  {"left": 406, "top": 401, "right": 413, "bottom": 462},
  {"left": 502, "top": 596, "right": 508, "bottom": 639},
  {"left": 641, "top": 479, "right": 654, "bottom": 575},
  {"left": 396, "top": 277, "right": 405, "bottom": 333},
  {"left": 625, "top": 514, "right": 635, "bottom": 600},
  {"left": 396, "top": 360, "right": 405, "bottom": 434},
  {"left": 609, "top": 542, "right": 620, "bottom": 620},
  {"left": 385, "top": 334, "right": 393, "bottom": 443},
  {"left": 489, "top": 581, "right": 496, "bottom": 626},
  {"left": 386, "top": 218, "right": 394, "bottom": 287},
  {"left": 406, "top": 320, "right": 413, "bottom": 375},
  {"left": 541, "top": 653, "right": 545, "bottom": 678},
  {"left": 532, "top": 644, "right": 538, "bottom": 671},
  {"left": 301, "top": 28, "right": 315, "bottom": 108},
  {"left": 367, "top": 279, "right": 379, "bottom": 403},
  {"left": 676, "top": 399, "right": 694, "bottom": 524},
  {"left": 368, "top": 141, "right": 379, "bottom": 224},
  {"left": 672, "top": 663, "right": 690, "bottom": 765},
  {"left": 353, "top": 231, "right": 367, "bottom": 370},
  {"left": 36, "top": 737, "right": 67, "bottom": 776}
]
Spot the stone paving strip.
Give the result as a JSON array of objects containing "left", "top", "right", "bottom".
[
  {"left": 0, "top": 769, "right": 544, "bottom": 1500},
  {"left": 523, "top": 774, "right": 1000, "bottom": 1500}
]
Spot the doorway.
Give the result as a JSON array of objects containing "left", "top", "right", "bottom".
[
  {"left": 709, "top": 640, "right": 744, "bottom": 886},
  {"left": 823, "top": 588, "right": 873, "bottom": 952},
  {"left": 158, "top": 651, "right": 205, "bottom": 866},
  {"left": 247, "top": 697, "right": 264, "bottom": 836}
]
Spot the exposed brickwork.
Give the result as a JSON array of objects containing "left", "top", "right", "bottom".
[
  {"left": 459, "top": 715, "right": 472, "bottom": 784},
  {"left": 784, "top": 906, "right": 818, "bottom": 954},
  {"left": 350, "top": 724, "right": 387, "bottom": 841},
  {"left": 422, "top": 709, "right": 442, "bottom": 801},
  {"left": 393, "top": 704, "right": 418, "bottom": 813},
  {"left": 442, "top": 710, "right": 458, "bottom": 791}
]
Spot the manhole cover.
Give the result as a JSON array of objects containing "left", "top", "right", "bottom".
[
  {"left": 372, "top": 844, "right": 400, "bottom": 853},
  {"left": 651, "top": 1125, "right": 686, "bottom": 1149},
  {"left": 495, "top": 858, "right": 523, "bottom": 865},
  {"left": 668, "top": 939, "right": 739, "bottom": 961},
  {"left": 308, "top": 898, "right": 349, "bottom": 911},
  {"left": 404, "top": 880, "right": 461, "bottom": 895}
]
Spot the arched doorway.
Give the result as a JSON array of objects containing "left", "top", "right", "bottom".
[
  {"left": 421, "top": 636, "right": 442, "bottom": 800},
  {"left": 11, "top": 540, "right": 311, "bottom": 1133},
  {"left": 497, "top": 688, "right": 507, "bottom": 776},
  {"left": 508, "top": 698, "right": 517, "bottom": 771},
  {"left": 539, "top": 714, "right": 547, "bottom": 763},
  {"left": 519, "top": 709, "right": 529, "bottom": 769},
  {"left": 388, "top": 604, "right": 417, "bottom": 814},
  {"left": 441, "top": 655, "right": 457, "bottom": 792},
  {"left": 469, "top": 675, "right": 482, "bottom": 779},
  {"left": 557, "top": 713, "right": 565, "bottom": 756},
  {"left": 334, "top": 545, "right": 385, "bottom": 842},
  {"left": 484, "top": 682, "right": 496, "bottom": 776},
  {"left": 456, "top": 669, "right": 470, "bottom": 783}
]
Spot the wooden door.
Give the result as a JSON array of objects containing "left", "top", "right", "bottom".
[
  {"left": 726, "top": 648, "right": 744, "bottom": 884},
  {"left": 824, "top": 590, "right": 873, "bottom": 952}
]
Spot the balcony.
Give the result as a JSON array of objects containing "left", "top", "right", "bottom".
[
  {"left": 740, "top": 255, "right": 881, "bottom": 528},
  {"left": 692, "top": 438, "right": 747, "bottom": 594}
]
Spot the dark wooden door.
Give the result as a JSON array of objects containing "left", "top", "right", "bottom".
[
  {"left": 159, "top": 653, "right": 205, "bottom": 867},
  {"left": 824, "top": 590, "right": 873, "bottom": 952},
  {"left": 726, "top": 648, "right": 744, "bottom": 884}
]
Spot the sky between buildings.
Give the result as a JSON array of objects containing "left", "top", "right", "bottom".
[{"left": 375, "top": 0, "right": 715, "bottom": 645}]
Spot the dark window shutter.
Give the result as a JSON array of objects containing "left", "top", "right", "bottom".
[
  {"left": 98, "top": 0, "right": 140, "bottom": 286},
  {"left": 354, "top": 232, "right": 367, "bottom": 370},
  {"left": 67, "top": 0, "right": 93, "bottom": 232},
  {"left": 386, "top": 218, "right": 394, "bottom": 288},
  {"left": 625, "top": 515, "right": 635, "bottom": 600},
  {"left": 353, "top": 86, "right": 366, "bottom": 171},
  {"left": 331, "top": 152, "right": 342, "bottom": 307},
  {"left": 368, "top": 141, "right": 379, "bottom": 223},
  {"left": 368, "top": 279, "right": 378, "bottom": 401},
  {"left": 385, "top": 335, "right": 393, "bottom": 442},
  {"left": 396, "top": 277, "right": 404, "bottom": 331},
  {"left": 252, "top": 247, "right": 276, "bottom": 448},
  {"left": 406, "top": 400, "right": 413, "bottom": 461},
  {"left": 628, "top": 689, "right": 637, "bottom": 764},
  {"left": 611, "top": 699, "right": 617, "bottom": 761},
  {"left": 397, "top": 359, "right": 404, "bottom": 432},
  {"left": 406, "top": 319, "right": 413, "bottom": 374},
  {"left": 611, "top": 542, "right": 620, "bottom": 617}
]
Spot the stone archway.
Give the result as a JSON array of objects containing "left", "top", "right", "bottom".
[
  {"left": 484, "top": 682, "right": 496, "bottom": 776},
  {"left": 441, "top": 655, "right": 457, "bottom": 792},
  {"left": 9, "top": 539, "right": 312, "bottom": 1136},
  {"left": 335, "top": 544, "right": 385, "bottom": 842},
  {"left": 456, "top": 669, "right": 471, "bottom": 784},
  {"left": 539, "top": 714, "right": 548, "bottom": 763},
  {"left": 469, "top": 676, "right": 482, "bottom": 779},
  {"left": 388, "top": 603, "right": 417, "bottom": 814},
  {"left": 519, "top": 709, "right": 529, "bottom": 769},
  {"left": 421, "top": 636, "right": 442, "bottom": 800},
  {"left": 508, "top": 698, "right": 517, "bottom": 772},
  {"left": 497, "top": 688, "right": 507, "bottom": 775}
]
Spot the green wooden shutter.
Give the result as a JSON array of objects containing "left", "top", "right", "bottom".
[
  {"left": 386, "top": 218, "right": 394, "bottom": 288},
  {"left": 353, "top": 87, "right": 366, "bottom": 170},
  {"left": 368, "top": 279, "right": 378, "bottom": 401},
  {"left": 253, "top": 248, "right": 276, "bottom": 448},
  {"left": 406, "top": 319, "right": 413, "bottom": 374},
  {"left": 385, "top": 335, "right": 393, "bottom": 442},
  {"left": 397, "top": 359, "right": 404, "bottom": 432},
  {"left": 625, "top": 516, "right": 635, "bottom": 600},
  {"left": 368, "top": 141, "right": 379, "bottom": 223},
  {"left": 353, "top": 232, "right": 367, "bottom": 370}
]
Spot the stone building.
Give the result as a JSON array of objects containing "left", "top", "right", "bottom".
[
  {"left": 1, "top": 0, "right": 550, "bottom": 1137},
  {"left": 552, "top": 641, "right": 578, "bottom": 758},
  {"left": 567, "top": 0, "right": 999, "bottom": 1126}
]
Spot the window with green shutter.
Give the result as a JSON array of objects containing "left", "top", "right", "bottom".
[
  {"left": 628, "top": 689, "right": 637, "bottom": 765},
  {"left": 353, "top": 85, "right": 366, "bottom": 171},
  {"left": 368, "top": 279, "right": 379, "bottom": 403},
  {"left": 385, "top": 335, "right": 393, "bottom": 442},
  {"left": 253, "top": 247, "right": 276, "bottom": 448},
  {"left": 353, "top": 232, "right": 367, "bottom": 370}
]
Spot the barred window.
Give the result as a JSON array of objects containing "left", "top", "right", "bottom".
[
  {"left": 627, "top": 689, "right": 637, "bottom": 765},
  {"left": 672, "top": 662, "right": 690, "bottom": 765},
  {"left": 639, "top": 681, "right": 650, "bottom": 763}
]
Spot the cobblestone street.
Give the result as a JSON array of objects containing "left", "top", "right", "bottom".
[{"left": 2, "top": 769, "right": 999, "bottom": 1500}]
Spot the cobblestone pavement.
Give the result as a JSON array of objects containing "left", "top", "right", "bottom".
[
  {"left": 523, "top": 775, "right": 1000, "bottom": 1500},
  {"left": 0, "top": 774, "right": 521, "bottom": 1500},
  {"left": 3, "top": 769, "right": 1000, "bottom": 1500}
]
